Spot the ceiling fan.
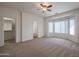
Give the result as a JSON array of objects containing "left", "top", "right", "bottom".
[{"left": 37, "top": 2, "right": 53, "bottom": 13}]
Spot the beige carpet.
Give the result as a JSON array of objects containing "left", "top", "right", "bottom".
[{"left": 0, "top": 38, "right": 79, "bottom": 57}]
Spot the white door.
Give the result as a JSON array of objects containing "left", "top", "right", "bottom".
[{"left": 0, "top": 17, "right": 4, "bottom": 47}]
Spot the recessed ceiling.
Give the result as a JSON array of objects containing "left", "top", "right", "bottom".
[{"left": 0, "top": 2, "right": 79, "bottom": 18}]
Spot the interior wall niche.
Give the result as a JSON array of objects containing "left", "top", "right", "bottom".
[{"left": 33, "top": 21, "right": 38, "bottom": 38}]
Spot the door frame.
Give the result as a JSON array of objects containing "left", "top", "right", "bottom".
[{"left": 0, "top": 17, "right": 4, "bottom": 47}]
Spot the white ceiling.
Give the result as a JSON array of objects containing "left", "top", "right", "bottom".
[{"left": 0, "top": 2, "right": 79, "bottom": 17}]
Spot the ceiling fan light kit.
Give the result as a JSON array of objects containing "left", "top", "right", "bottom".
[{"left": 38, "top": 2, "right": 53, "bottom": 12}]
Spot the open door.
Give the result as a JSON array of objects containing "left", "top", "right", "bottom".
[{"left": 0, "top": 17, "right": 4, "bottom": 47}]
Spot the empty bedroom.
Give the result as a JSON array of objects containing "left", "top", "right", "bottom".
[{"left": 0, "top": 2, "right": 79, "bottom": 57}]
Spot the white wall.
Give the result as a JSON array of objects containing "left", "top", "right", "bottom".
[
  {"left": 44, "top": 8, "right": 79, "bottom": 43},
  {"left": 22, "top": 12, "right": 44, "bottom": 42}
]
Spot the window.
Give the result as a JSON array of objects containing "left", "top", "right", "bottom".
[
  {"left": 55, "top": 22, "right": 61, "bottom": 33},
  {"left": 60, "top": 21, "right": 65, "bottom": 33},
  {"left": 48, "top": 22, "right": 53, "bottom": 33},
  {"left": 54, "top": 21, "right": 65, "bottom": 33},
  {"left": 69, "top": 20, "right": 75, "bottom": 35},
  {"left": 48, "top": 17, "right": 75, "bottom": 36}
]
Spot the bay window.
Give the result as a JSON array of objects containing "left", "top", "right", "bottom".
[{"left": 48, "top": 17, "right": 75, "bottom": 35}]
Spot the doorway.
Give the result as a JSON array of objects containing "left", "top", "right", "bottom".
[{"left": 3, "top": 17, "right": 16, "bottom": 45}]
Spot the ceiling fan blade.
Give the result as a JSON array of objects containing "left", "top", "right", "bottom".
[
  {"left": 40, "top": 4, "right": 44, "bottom": 7},
  {"left": 47, "top": 9, "right": 51, "bottom": 12},
  {"left": 47, "top": 5, "right": 52, "bottom": 8}
]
